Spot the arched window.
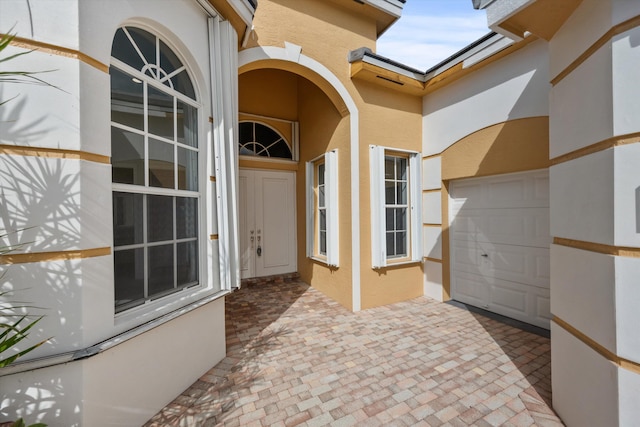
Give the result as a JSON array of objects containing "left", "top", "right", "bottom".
[
  {"left": 239, "top": 121, "right": 292, "bottom": 160},
  {"left": 110, "top": 26, "right": 200, "bottom": 313}
]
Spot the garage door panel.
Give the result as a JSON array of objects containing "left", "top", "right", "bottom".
[
  {"left": 451, "top": 242, "right": 478, "bottom": 268},
  {"left": 487, "top": 178, "right": 526, "bottom": 206},
  {"left": 536, "top": 294, "right": 552, "bottom": 321},
  {"left": 452, "top": 208, "right": 550, "bottom": 247},
  {"left": 452, "top": 172, "right": 548, "bottom": 209},
  {"left": 489, "top": 278, "right": 550, "bottom": 329},
  {"left": 535, "top": 253, "right": 550, "bottom": 281},
  {"left": 455, "top": 272, "right": 551, "bottom": 329},
  {"left": 485, "top": 244, "right": 550, "bottom": 288},
  {"left": 453, "top": 243, "right": 549, "bottom": 288},
  {"left": 451, "top": 271, "right": 489, "bottom": 307},
  {"left": 491, "top": 281, "right": 527, "bottom": 314},
  {"left": 533, "top": 175, "right": 550, "bottom": 201},
  {"left": 450, "top": 170, "right": 550, "bottom": 329},
  {"left": 450, "top": 213, "right": 481, "bottom": 239}
]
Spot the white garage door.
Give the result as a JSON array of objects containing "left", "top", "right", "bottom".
[{"left": 450, "top": 170, "right": 551, "bottom": 329}]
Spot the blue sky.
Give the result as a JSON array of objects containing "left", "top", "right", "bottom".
[{"left": 377, "top": 0, "right": 489, "bottom": 71}]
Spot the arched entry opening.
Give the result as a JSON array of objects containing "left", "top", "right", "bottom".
[{"left": 238, "top": 46, "right": 361, "bottom": 310}]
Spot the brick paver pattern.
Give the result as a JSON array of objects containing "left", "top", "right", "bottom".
[{"left": 145, "top": 279, "right": 563, "bottom": 426}]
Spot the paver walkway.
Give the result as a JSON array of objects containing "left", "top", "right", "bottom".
[{"left": 145, "top": 279, "right": 564, "bottom": 426}]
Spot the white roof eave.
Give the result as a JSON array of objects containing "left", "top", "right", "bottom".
[
  {"left": 227, "top": 0, "right": 256, "bottom": 27},
  {"left": 362, "top": 0, "right": 405, "bottom": 19}
]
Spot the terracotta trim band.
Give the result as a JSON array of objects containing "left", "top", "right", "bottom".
[
  {"left": 0, "top": 247, "right": 111, "bottom": 265},
  {"left": 210, "top": 176, "right": 216, "bottom": 182},
  {"left": 553, "top": 316, "right": 640, "bottom": 375},
  {"left": 550, "top": 133, "right": 640, "bottom": 166},
  {"left": 210, "top": 234, "right": 219, "bottom": 240},
  {"left": 553, "top": 237, "right": 640, "bottom": 258},
  {"left": 551, "top": 15, "right": 640, "bottom": 86},
  {"left": 0, "top": 145, "right": 111, "bottom": 164},
  {"left": 423, "top": 223, "right": 442, "bottom": 228},
  {"left": 423, "top": 257, "right": 443, "bottom": 264},
  {"left": 422, "top": 153, "right": 441, "bottom": 161},
  {"left": 422, "top": 188, "right": 441, "bottom": 193},
  {"left": 8, "top": 35, "right": 109, "bottom": 73}
]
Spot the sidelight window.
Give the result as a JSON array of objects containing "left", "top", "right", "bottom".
[{"left": 370, "top": 146, "right": 422, "bottom": 268}]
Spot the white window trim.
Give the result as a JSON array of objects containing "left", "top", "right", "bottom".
[
  {"left": 369, "top": 145, "right": 422, "bottom": 269},
  {"left": 306, "top": 150, "right": 339, "bottom": 267},
  {"left": 110, "top": 25, "right": 214, "bottom": 327},
  {"left": 209, "top": 17, "right": 240, "bottom": 289}
]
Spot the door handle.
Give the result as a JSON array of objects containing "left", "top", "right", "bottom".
[
  {"left": 257, "top": 246, "right": 262, "bottom": 256},
  {"left": 481, "top": 253, "right": 488, "bottom": 258}
]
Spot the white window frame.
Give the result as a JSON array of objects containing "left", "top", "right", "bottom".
[
  {"left": 370, "top": 145, "right": 422, "bottom": 268},
  {"left": 110, "top": 26, "right": 209, "bottom": 319},
  {"left": 306, "top": 150, "right": 339, "bottom": 267}
]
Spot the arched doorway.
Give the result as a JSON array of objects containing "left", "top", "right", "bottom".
[{"left": 238, "top": 45, "right": 362, "bottom": 311}]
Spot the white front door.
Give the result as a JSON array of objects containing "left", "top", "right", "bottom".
[
  {"left": 450, "top": 170, "right": 551, "bottom": 329},
  {"left": 239, "top": 169, "right": 297, "bottom": 279}
]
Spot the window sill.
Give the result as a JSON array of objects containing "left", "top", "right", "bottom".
[
  {"left": 374, "top": 259, "right": 423, "bottom": 269},
  {"left": 0, "top": 290, "right": 231, "bottom": 377},
  {"left": 308, "top": 256, "right": 338, "bottom": 268}
]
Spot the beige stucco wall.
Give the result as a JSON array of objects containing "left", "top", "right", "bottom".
[
  {"left": 240, "top": 0, "right": 424, "bottom": 310},
  {"left": 238, "top": 67, "right": 354, "bottom": 309},
  {"left": 244, "top": 0, "right": 377, "bottom": 76},
  {"left": 354, "top": 80, "right": 424, "bottom": 309}
]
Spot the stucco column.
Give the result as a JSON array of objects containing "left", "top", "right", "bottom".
[{"left": 548, "top": 1, "right": 640, "bottom": 425}]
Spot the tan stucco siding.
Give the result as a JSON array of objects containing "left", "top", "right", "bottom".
[
  {"left": 242, "top": 0, "right": 426, "bottom": 311},
  {"left": 355, "top": 81, "right": 424, "bottom": 309},
  {"left": 296, "top": 78, "right": 353, "bottom": 309},
  {"left": 440, "top": 116, "right": 550, "bottom": 181},
  {"left": 245, "top": 0, "right": 377, "bottom": 81},
  {"left": 239, "top": 69, "right": 299, "bottom": 121}
]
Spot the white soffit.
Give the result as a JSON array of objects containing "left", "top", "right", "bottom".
[{"left": 362, "top": 0, "right": 405, "bottom": 18}]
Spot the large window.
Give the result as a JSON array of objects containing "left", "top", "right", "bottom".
[
  {"left": 110, "top": 27, "right": 200, "bottom": 313},
  {"left": 306, "top": 150, "right": 339, "bottom": 266},
  {"left": 370, "top": 146, "right": 421, "bottom": 268}
]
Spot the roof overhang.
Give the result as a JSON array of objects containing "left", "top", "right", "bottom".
[
  {"left": 205, "top": 0, "right": 257, "bottom": 41},
  {"left": 361, "top": 0, "right": 406, "bottom": 35},
  {"left": 327, "top": 0, "right": 405, "bottom": 37},
  {"left": 473, "top": 0, "right": 583, "bottom": 41},
  {"left": 349, "top": 32, "right": 537, "bottom": 95}
]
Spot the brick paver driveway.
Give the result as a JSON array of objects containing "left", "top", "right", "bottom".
[{"left": 146, "top": 279, "right": 563, "bottom": 426}]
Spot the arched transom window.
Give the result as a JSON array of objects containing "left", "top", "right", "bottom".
[
  {"left": 239, "top": 121, "right": 292, "bottom": 160},
  {"left": 110, "top": 26, "right": 200, "bottom": 313}
]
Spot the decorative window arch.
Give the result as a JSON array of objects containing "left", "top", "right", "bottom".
[
  {"left": 110, "top": 26, "right": 202, "bottom": 313},
  {"left": 239, "top": 121, "right": 293, "bottom": 160}
]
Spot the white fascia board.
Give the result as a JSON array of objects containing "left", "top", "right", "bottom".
[
  {"left": 462, "top": 35, "right": 514, "bottom": 68},
  {"left": 362, "top": 55, "right": 426, "bottom": 82},
  {"left": 424, "top": 33, "right": 510, "bottom": 80},
  {"left": 363, "top": 0, "right": 405, "bottom": 18},
  {"left": 228, "top": 0, "right": 256, "bottom": 27},
  {"left": 195, "top": 0, "right": 220, "bottom": 17}
]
